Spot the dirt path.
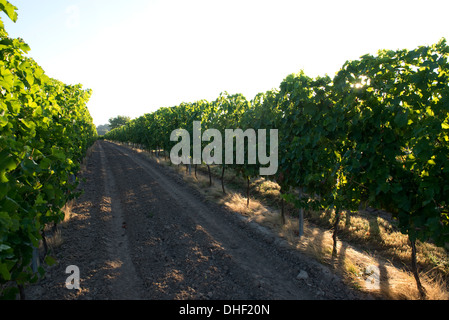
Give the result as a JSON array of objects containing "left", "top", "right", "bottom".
[{"left": 26, "top": 141, "right": 363, "bottom": 300}]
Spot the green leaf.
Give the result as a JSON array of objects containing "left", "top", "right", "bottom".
[
  {"left": 51, "top": 147, "right": 66, "bottom": 160},
  {"left": 21, "top": 158, "right": 39, "bottom": 173},
  {"left": 0, "top": 211, "right": 12, "bottom": 230},
  {"left": 38, "top": 266, "right": 45, "bottom": 277},
  {"left": 0, "top": 0, "right": 18, "bottom": 23},
  {"left": 0, "top": 152, "right": 17, "bottom": 183},
  {"left": 38, "top": 157, "right": 52, "bottom": 170},
  {"left": 28, "top": 232, "right": 40, "bottom": 248},
  {"left": 0, "top": 151, "right": 17, "bottom": 172},
  {"left": 0, "top": 171, "right": 8, "bottom": 183},
  {"left": 0, "top": 244, "right": 11, "bottom": 252},
  {"left": 44, "top": 255, "right": 56, "bottom": 266},
  {"left": 0, "top": 263, "right": 11, "bottom": 281},
  {"left": 25, "top": 72, "right": 34, "bottom": 86},
  {"left": 0, "top": 67, "right": 14, "bottom": 90},
  {"left": 394, "top": 110, "right": 408, "bottom": 128}
]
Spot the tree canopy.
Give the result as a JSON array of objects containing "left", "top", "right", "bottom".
[{"left": 108, "top": 115, "right": 131, "bottom": 130}]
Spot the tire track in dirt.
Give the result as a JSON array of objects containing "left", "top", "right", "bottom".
[
  {"left": 103, "top": 141, "right": 278, "bottom": 299},
  {"left": 106, "top": 142, "right": 311, "bottom": 299},
  {"left": 25, "top": 141, "right": 146, "bottom": 299},
  {"left": 96, "top": 142, "right": 145, "bottom": 299},
  {"left": 26, "top": 141, "right": 362, "bottom": 300},
  {"left": 105, "top": 141, "right": 359, "bottom": 300}
]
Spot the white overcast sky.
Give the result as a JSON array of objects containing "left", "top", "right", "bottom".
[{"left": 3, "top": 0, "right": 449, "bottom": 126}]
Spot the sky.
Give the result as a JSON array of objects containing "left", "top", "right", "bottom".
[{"left": 2, "top": 0, "right": 449, "bottom": 126}]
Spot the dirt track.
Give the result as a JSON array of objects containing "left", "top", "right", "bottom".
[{"left": 26, "top": 141, "right": 364, "bottom": 300}]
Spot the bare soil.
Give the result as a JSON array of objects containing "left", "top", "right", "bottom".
[{"left": 26, "top": 141, "right": 366, "bottom": 300}]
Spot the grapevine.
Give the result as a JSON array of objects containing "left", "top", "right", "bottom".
[{"left": 0, "top": 0, "right": 97, "bottom": 299}]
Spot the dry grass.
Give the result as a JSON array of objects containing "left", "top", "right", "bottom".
[
  {"left": 113, "top": 143, "right": 449, "bottom": 300},
  {"left": 306, "top": 209, "right": 449, "bottom": 278},
  {"left": 42, "top": 199, "right": 76, "bottom": 252}
]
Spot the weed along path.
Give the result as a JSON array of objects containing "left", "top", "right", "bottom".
[{"left": 26, "top": 141, "right": 362, "bottom": 300}]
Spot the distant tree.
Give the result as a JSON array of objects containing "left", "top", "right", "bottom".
[
  {"left": 96, "top": 124, "right": 110, "bottom": 136},
  {"left": 108, "top": 115, "right": 131, "bottom": 130}
]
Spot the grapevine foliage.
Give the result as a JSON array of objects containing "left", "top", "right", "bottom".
[
  {"left": 0, "top": 1, "right": 97, "bottom": 298},
  {"left": 333, "top": 40, "right": 449, "bottom": 246},
  {"left": 105, "top": 39, "right": 449, "bottom": 277}
]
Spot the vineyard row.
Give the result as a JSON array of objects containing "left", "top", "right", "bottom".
[{"left": 105, "top": 38, "right": 449, "bottom": 299}]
